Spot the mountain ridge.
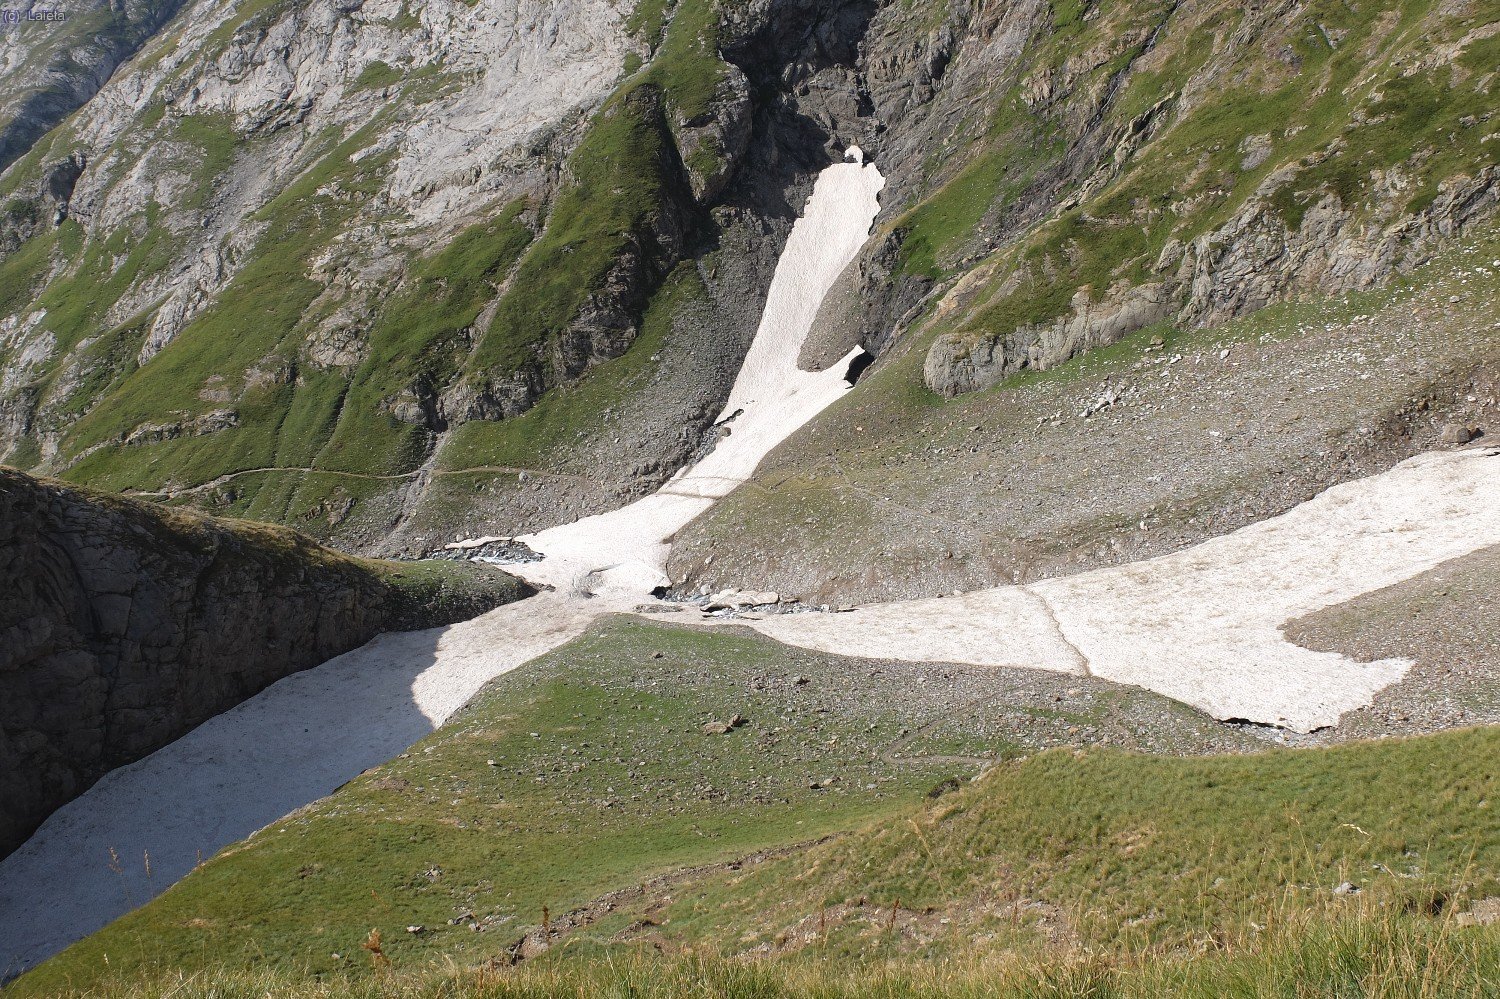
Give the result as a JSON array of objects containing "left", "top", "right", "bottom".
[
  {"left": 2, "top": 1, "right": 1494, "bottom": 588},
  {"left": 0, "top": 0, "right": 1498, "bottom": 992}
]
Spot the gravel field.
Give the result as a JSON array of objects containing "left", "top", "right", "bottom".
[{"left": 672, "top": 232, "right": 1500, "bottom": 605}]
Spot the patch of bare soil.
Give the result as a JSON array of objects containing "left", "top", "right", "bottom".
[{"left": 1285, "top": 543, "right": 1500, "bottom": 742}]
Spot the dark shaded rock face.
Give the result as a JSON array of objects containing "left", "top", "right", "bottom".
[
  {"left": 0, "top": 468, "right": 531, "bottom": 858},
  {"left": 0, "top": 0, "right": 191, "bottom": 173}
]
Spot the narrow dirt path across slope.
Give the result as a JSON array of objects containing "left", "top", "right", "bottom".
[{"left": 122, "top": 463, "right": 605, "bottom": 501}]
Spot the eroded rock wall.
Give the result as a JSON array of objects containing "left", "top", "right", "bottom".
[
  {"left": 0, "top": 0, "right": 190, "bottom": 173},
  {"left": 927, "top": 166, "right": 1500, "bottom": 397},
  {"left": 0, "top": 468, "right": 530, "bottom": 858}
]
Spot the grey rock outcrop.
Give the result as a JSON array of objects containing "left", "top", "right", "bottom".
[
  {"left": 926, "top": 281, "right": 1178, "bottom": 397},
  {"left": 0, "top": 468, "right": 531, "bottom": 858},
  {"left": 0, "top": 0, "right": 190, "bottom": 173},
  {"left": 1175, "top": 166, "right": 1500, "bottom": 328},
  {"left": 925, "top": 164, "right": 1500, "bottom": 397},
  {"left": 669, "top": 64, "right": 754, "bottom": 204}
]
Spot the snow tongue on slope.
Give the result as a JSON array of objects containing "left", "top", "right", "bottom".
[
  {"left": 743, "top": 447, "right": 1500, "bottom": 734},
  {"left": 510, "top": 148, "right": 886, "bottom": 598}
]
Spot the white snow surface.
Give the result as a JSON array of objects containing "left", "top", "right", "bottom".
[
  {"left": 5, "top": 143, "right": 1500, "bottom": 976},
  {"left": 0, "top": 592, "right": 599, "bottom": 979},
  {"left": 748, "top": 446, "right": 1500, "bottom": 732},
  {"left": 513, "top": 148, "right": 886, "bottom": 598}
]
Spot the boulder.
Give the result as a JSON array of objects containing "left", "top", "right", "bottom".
[
  {"left": 702, "top": 713, "right": 746, "bottom": 736},
  {"left": 1439, "top": 422, "right": 1476, "bottom": 446},
  {"left": 704, "top": 589, "right": 781, "bottom": 611}
]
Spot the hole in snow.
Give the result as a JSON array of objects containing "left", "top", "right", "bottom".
[{"left": 844, "top": 350, "right": 875, "bottom": 386}]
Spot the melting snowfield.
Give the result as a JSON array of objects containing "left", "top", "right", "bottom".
[
  {"left": 0, "top": 148, "right": 887, "bottom": 977},
  {"left": 4, "top": 146, "right": 1500, "bottom": 975},
  {"left": 748, "top": 446, "right": 1500, "bottom": 732},
  {"left": 511, "top": 148, "right": 886, "bottom": 597}
]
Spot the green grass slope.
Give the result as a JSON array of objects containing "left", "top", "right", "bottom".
[
  {"left": 13, "top": 714, "right": 1497, "bottom": 996},
  {"left": 886, "top": 0, "right": 1497, "bottom": 318},
  {"left": 0, "top": 0, "right": 742, "bottom": 542},
  {"left": 9, "top": 620, "right": 974, "bottom": 995},
  {"left": 8, "top": 608, "right": 1497, "bottom": 996},
  {"left": 33, "top": 915, "right": 1494, "bottom": 998},
  {"left": 635, "top": 728, "right": 1497, "bottom": 960}
]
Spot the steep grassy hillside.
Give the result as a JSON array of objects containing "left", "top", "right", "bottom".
[
  {"left": 0, "top": 0, "right": 634, "bottom": 540},
  {"left": 853, "top": 0, "right": 1500, "bottom": 351},
  {"left": 9, "top": 615, "right": 1274, "bottom": 993},
  {"left": 12, "top": 677, "right": 1496, "bottom": 994},
  {"left": 905, "top": 0, "right": 1498, "bottom": 362},
  {"left": 628, "top": 728, "right": 1497, "bottom": 961},
  {"left": 23, "top": 912, "right": 1499, "bottom": 998},
  {"left": 0, "top": 0, "right": 845, "bottom": 552}
]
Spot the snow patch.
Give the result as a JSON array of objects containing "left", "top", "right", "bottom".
[
  {"left": 509, "top": 153, "right": 886, "bottom": 597},
  {"left": 746, "top": 448, "right": 1500, "bottom": 733}
]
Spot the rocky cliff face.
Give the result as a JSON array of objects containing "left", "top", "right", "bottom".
[
  {"left": 924, "top": 161, "right": 1500, "bottom": 397},
  {"left": 897, "top": 2, "right": 1500, "bottom": 396},
  {"left": 0, "top": 467, "right": 530, "bottom": 858},
  {"left": 0, "top": 0, "right": 894, "bottom": 554},
  {"left": 0, "top": 0, "right": 1496, "bottom": 570},
  {"left": 0, "top": 0, "right": 189, "bottom": 173},
  {"left": 0, "top": 0, "right": 639, "bottom": 521}
]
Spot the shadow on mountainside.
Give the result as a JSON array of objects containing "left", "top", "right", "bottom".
[
  {"left": 0, "top": 624, "right": 453, "bottom": 981},
  {"left": 0, "top": 468, "right": 529, "bottom": 862}
]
